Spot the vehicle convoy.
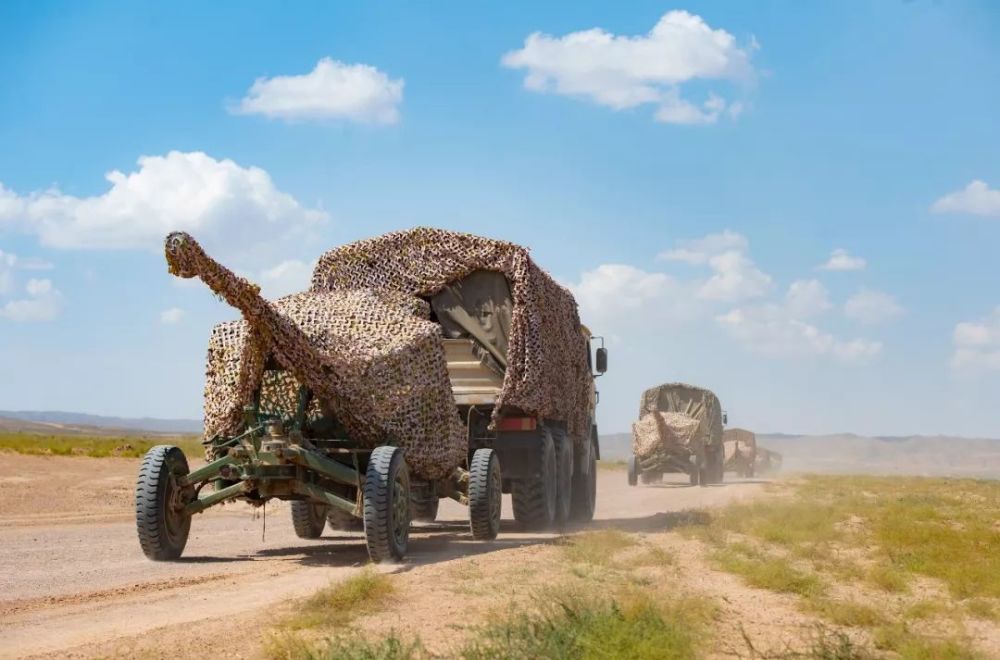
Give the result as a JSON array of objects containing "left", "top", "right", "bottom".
[
  {"left": 754, "top": 446, "right": 783, "bottom": 475},
  {"left": 136, "top": 228, "right": 606, "bottom": 563},
  {"left": 723, "top": 427, "right": 757, "bottom": 478},
  {"left": 628, "top": 383, "right": 725, "bottom": 487}
]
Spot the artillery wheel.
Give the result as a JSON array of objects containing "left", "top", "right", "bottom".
[
  {"left": 136, "top": 445, "right": 192, "bottom": 561},
  {"left": 291, "top": 501, "right": 327, "bottom": 539},
  {"left": 411, "top": 496, "right": 440, "bottom": 523},
  {"left": 469, "top": 448, "right": 502, "bottom": 540},
  {"left": 553, "top": 429, "right": 573, "bottom": 525},
  {"left": 363, "top": 446, "right": 410, "bottom": 562},
  {"left": 570, "top": 434, "right": 597, "bottom": 522},
  {"left": 327, "top": 507, "right": 364, "bottom": 532},
  {"left": 512, "top": 427, "right": 556, "bottom": 530},
  {"left": 627, "top": 454, "right": 638, "bottom": 487}
]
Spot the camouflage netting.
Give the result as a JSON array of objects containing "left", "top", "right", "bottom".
[
  {"left": 310, "top": 227, "right": 591, "bottom": 441},
  {"left": 631, "top": 382, "right": 723, "bottom": 461},
  {"left": 172, "top": 227, "right": 590, "bottom": 481},
  {"left": 723, "top": 428, "right": 756, "bottom": 464},
  {"left": 167, "top": 232, "right": 467, "bottom": 481}
]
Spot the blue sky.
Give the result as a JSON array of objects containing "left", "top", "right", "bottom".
[{"left": 1, "top": 1, "right": 998, "bottom": 436}]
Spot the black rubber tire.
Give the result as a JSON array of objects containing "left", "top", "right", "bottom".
[
  {"left": 411, "top": 495, "right": 440, "bottom": 523},
  {"left": 469, "top": 448, "right": 502, "bottom": 540},
  {"left": 136, "top": 445, "right": 192, "bottom": 561},
  {"left": 363, "top": 446, "right": 410, "bottom": 563},
  {"left": 689, "top": 468, "right": 700, "bottom": 486},
  {"left": 553, "top": 428, "right": 573, "bottom": 525},
  {"left": 291, "top": 501, "right": 327, "bottom": 539},
  {"left": 746, "top": 463, "right": 755, "bottom": 479},
  {"left": 569, "top": 436, "right": 597, "bottom": 522},
  {"left": 511, "top": 427, "right": 556, "bottom": 530},
  {"left": 627, "top": 454, "right": 638, "bottom": 487},
  {"left": 326, "top": 507, "right": 364, "bottom": 531}
]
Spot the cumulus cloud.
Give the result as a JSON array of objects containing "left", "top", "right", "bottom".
[
  {"left": 0, "top": 248, "right": 53, "bottom": 295},
  {"left": 234, "top": 58, "right": 403, "bottom": 124},
  {"left": 0, "top": 151, "right": 327, "bottom": 266},
  {"left": 159, "top": 307, "right": 185, "bottom": 324},
  {"left": 660, "top": 230, "right": 771, "bottom": 302},
  {"left": 259, "top": 258, "right": 316, "bottom": 298},
  {"left": 715, "top": 279, "right": 880, "bottom": 364},
  {"left": 951, "top": 307, "right": 1000, "bottom": 370},
  {"left": 501, "top": 10, "right": 755, "bottom": 124},
  {"left": 844, "top": 289, "right": 904, "bottom": 325},
  {"left": 0, "top": 277, "right": 62, "bottom": 322},
  {"left": 931, "top": 180, "right": 1000, "bottom": 217},
  {"left": 818, "top": 248, "right": 866, "bottom": 272}
]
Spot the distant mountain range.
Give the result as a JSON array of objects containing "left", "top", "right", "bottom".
[{"left": 0, "top": 410, "right": 202, "bottom": 435}]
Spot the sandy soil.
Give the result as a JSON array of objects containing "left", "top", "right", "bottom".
[{"left": 0, "top": 453, "right": 771, "bottom": 658}]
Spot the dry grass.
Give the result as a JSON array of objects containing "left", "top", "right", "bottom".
[
  {"left": 0, "top": 432, "right": 203, "bottom": 459},
  {"left": 558, "top": 528, "right": 637, "bottom": 566},
  {"left": 693, "top": 475, "right": 996, "bottom": 657}
]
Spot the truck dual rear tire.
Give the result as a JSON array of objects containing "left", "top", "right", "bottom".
[
  {"left": 627, "top": 454, "right": 638, "bottom": 487},
  {"left": 469, "top": 448, "right": 502, "bottom": 540},
  {"left": 363, "top": 445, "right": 410, "bottom": 563},
  {"left": 569, "top": 435, "right": 597, "bottom": 522},
  {"left": 291, "top": 501, "right": 327, "bottom": 539},
  {"left": 136, "top": 445, "right": 192, "bottom": 561},
  {"left": 512, "top": 427, "right": 556, "bottom": 530},
  {"left": 552, "top": 428, "right": 573, "bottom": 525}
]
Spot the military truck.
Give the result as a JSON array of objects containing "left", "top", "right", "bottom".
[
  {"left": 754, "top": 446, "right": 783, "bottom": 475},
  {"left": 627, "top": 383, "right": 725, "bottom": 487},
  {"left": 723, "top": 428, "right": 757, "bottom": 478},
  {"left": 136, "top": 228, "right": 606, "bottom": 564}
]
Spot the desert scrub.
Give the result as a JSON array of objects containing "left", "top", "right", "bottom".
[
  {"left": 0, "top": 432, "right": 203, "bottom": 458},
  {"left": 558, "top": 529, "right": 637, "bottom": 566},
  {"left": 460, "top": 590, "right": 714, "bottom": 660},
  {"left": 873, "top": 623, "right": 981, "bottom": 660},
  {"left": 278, "top": 570, "right": 394, "bottom": 631},
  {"left": 270, "top": 633, "right": 424, "bottom": 660},
  {"left": 699, "top": 475, "right": 1000, "bottom": 600},
  {"left": 711, "top": 543, "right": 825, "bottom": 597}
]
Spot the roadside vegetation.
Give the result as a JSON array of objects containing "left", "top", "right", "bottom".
[
  {"left": 265, "top": 474, "right": 998, "bottom": 659},
  {"left": 690, "top": 475, "right": 999, "bottom": 658},
  {"left": 0, "top": 431, "right": 203, "bottom": 458}
]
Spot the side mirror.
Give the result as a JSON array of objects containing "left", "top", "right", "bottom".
[
  {"left": 596, "top": 347, "right": 608, "bottom": 374},
  {"left": 722, "top": 412, "right": 728, "bottom": 425}
]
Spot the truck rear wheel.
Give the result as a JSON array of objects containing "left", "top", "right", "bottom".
[
  {"left": 291, "top": 501, "right": 327, "bottom": 539},
  {"left": 363, "top": 446, "right": 410, "bottom": 562},
  {"left": 627, "top": 454, "right": 638, "bottom": 487},
  {"left": 570, "top": 435, "right": 597, "bottom": 522},
  {"left": 512, "top": 428, "right": 556, "bottom": 530},
  {"left": 553, "top": 428, "right": 573, "bottom": 525},
  {"left": 136, "top": 445, "right": 192, "bottom": 561},
  {"left": 469, "top": 448, "right": 502, "bottom": 540}
]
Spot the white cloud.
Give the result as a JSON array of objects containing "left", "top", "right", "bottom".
[
  {"left": 159, "top": 307, "right": 185, "bottom": 324},
  {"left": 818, "top": 248, "right": 866, "bottom": 272},
  {"left": 659, "top": 230, "right": 771, "bottom": 302},
  {"left": 844, "top": 289, "right": 904, "bottom": 325},
  {"left": 931, "top": 180, "right": 1000, "bottom": 217},
  {"left": 234, "top": 57, "right": 403, "bottom": 124},
  {"left": 0, "top": 248, "right": 53, "bottom": 295},
  {"left": 259, "top": 258, "right": 316, "bottom": 298},
  {"left": 716, "top": 281, "right": 880, "bottom": 364},
  {"left": 951, "top": 307, "right": 1000, "bottom": 370},
  {"left": 571, "top": 264, "right": 675, "bottom": 315},
  {"left": 0, "top": 151, "right": 327, "bottom": 266},
  {"left": 501, "top": 10, "right": 755, "bottom": 124},
  {"left": 0, "top": 277, "right": 62, "bottom": 322},
  {"left": 658, "top": 230, "right": 747, "bottom": 264},
  {"left": 785, "top": 279, "right": 831, "bottom": 318}
]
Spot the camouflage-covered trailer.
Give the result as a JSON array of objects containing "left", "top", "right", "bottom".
[
  {"left": 754, "top": 446, "right": 783, "bottom": 475},
  {"left": 628, "top": 383, "right": 725, "bottom": 487},
  {"left": 723, "top": 428, "right": 757, "bottom": 478}
]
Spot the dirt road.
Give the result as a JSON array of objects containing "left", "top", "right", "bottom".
[{"left": 0, "top": 454, "right": 767, "bottom": 658}]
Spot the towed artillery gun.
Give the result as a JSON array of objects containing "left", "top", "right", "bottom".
[
  {"left": 628, "top": 383, "right": 725, "bottom": 487},
  {"left": 136, "top": 228, "right": 606, "bottom": 563}
]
